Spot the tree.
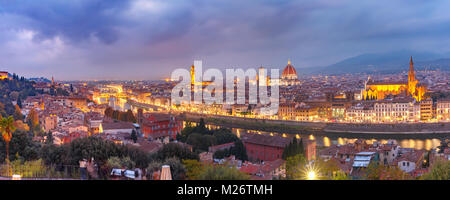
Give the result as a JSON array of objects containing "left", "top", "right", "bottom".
[
  {"left": 183, "top": 159, "right": 204, "bottom": 180},
  {"left": 315, "top": 158, "right": 342, "bottom": 179},
  {"left": 282, "top": 138, "right": 304, "bottom": 160},
  {"left": 333, "top": 171, "right": 351, "bottom": 180},
  {"left": 46, "top": 131, "right": 54, "bottom": 145},
  {"left": 13, "top": 120, "right": 30, "bottom": 132},
  {"left": 27, "top": 108, "right": 40, "bottom": 134},
  {"left": 154, "top": 143, "right": 199, "bottom": 161},
  {"left": 214, "top": 128, "right": 239, "bottom": 144},
  {"left": 186, "top": 133, "right": 216, "bottom": 151},
  {"left": 230, "top": 140, "right": 248, "bottom": 161},
  {"left": 13, "top": 104, "right": 23, "bottom": 121},
  {"left": 285, "top": 154, "right": 308, "bottom": 180},
  {"left": 0, "top": 116, "right": 16, "bottom": 161},
  {"left": 131, "top": 129, "right": 137, "bottom": 143},
  {"left": 364, "top": 162, "right": 411, "bottom": 180},
  {"left": 421, "top": 159, "right": 450, "bottom": 180},
  {"left": 106, "top": 156, "right": 135, "bottom": 169},
  {"left": 112, "top": 110, "right": 119, "bottom": 120},
  {"left": 16, "top": 96, "right": 22, "bottom": 108},
  {"left": 3, "top": 130, "right": 42, "bottom": 162},
  {"left": 197, "top": 165, "right": 249, "bottom": 180},
  {"left": 125, "top": 109, "right": 136, "bottom": 122},
  {"left": 104, "top": 107, "right": 114, "bottom": 118}
]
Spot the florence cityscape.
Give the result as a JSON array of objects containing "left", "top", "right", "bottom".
[{"left": 0, "top": 0, "right": 449, "bottom": 182}]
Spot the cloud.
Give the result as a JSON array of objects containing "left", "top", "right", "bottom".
[{"left": 1, "top": 0, "right": 450, "bottom": 80}]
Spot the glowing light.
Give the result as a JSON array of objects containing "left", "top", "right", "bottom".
[
  {"left": 12, "top": 174, "right": 21, "bottom": 180},
  {"left": 307, "top": 171, "right": 316, "bottom": 180},
  {"left": 323, "top": 137, "right": 330, "bottom": 147}
]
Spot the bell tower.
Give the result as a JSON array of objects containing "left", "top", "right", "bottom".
[
  {"left": 408, "top": 56, "right": 415, "bottom": 83},
  {"left": 408, "top": 56, "right": 417, "bottom": 97}
]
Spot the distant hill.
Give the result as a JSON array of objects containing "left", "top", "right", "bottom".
[{"left": 301, "top": 50, "right": 450, "bottom": 75}]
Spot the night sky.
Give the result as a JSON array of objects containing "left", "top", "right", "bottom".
[{"left": 1, "top": 0, "right": 450, "bottom": 80}]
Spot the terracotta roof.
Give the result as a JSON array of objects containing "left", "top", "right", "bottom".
[
  {"left": 208, "top": 142, "right": 235, "bottom": 153},
  {"left": 150, "top": 131, "right": 170, "bottom": 139},
  {"left": 281, "top": 61, "right": 298, "bottom": 78},
  {"left": 241, "top": 134, "right": 291, "bottom": 148},
  {"left": 338, "top": 145, "right": 358, "bottom": 155},
  {"left": 240, "top": 163, "right": 259, "bottom": 174},
  {"left": 395, "top": 150, "right": 425, "bottom": 164},
  {"left": 319, "top": 145, "right": 339, "bottom": 156},
  {"left": 260, "top": 159, "right": 285, "bottom": 173}
]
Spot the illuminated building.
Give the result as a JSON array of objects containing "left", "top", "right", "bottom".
[
  {"left": 0, "top": 71, "right": 8, "bottom": 80},
  {"left": 346, "top": 104, "right": 375, "bottom": 123},
  {"left": 420, "top": 98, "right": 433, "bottom": 121},
  {"left": 362, "top": 57, "right": 427, "bottom": 101},
  {"left": 436, "top": 99, "right": 450, "bottom": 121},
  {"left": 373, "top": 98, "right": 417, "bottom": 122},
  {"left": 281, "top": 60, "right": 300, "bottom": 86},
  {"left": 278, "top": 103, "right": 296, "bottom": 120},
  {"left": 295, "top": 105, "right": 319, "bottom": 121},
  {"left": 141, "top": 113, "right": 182, "bottom": 140}
]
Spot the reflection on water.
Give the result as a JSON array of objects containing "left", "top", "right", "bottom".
[
  {"left": 189, "top": 122, "right": 444, "bottom": 150},
  {"left": 323, "top": 137, "right": 331, "bottom": 147}
]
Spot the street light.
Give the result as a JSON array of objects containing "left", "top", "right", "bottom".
[
  {"left": 304, "top": 163, "right": 319, "bottom": 180},
  {"left": 307, "top": 170, "right": 317, "bottom": 180}
]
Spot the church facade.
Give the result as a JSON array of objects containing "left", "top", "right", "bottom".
[{"left": 362, "top": 57, "right": 427, "bottom": 102}]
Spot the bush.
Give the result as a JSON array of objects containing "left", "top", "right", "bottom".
[
  {"left": 154, "top": 143, "right": 199, "bottom": 161},
  {"left": 421, "top": 159, "right": 450, "bottom": 180},
  {"left": 197, "top": 165, "right": 249, "bottom": 180}
]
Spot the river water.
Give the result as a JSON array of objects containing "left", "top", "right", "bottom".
[{"left": 187, "top": 122, "right": 447, "bottom": 151}]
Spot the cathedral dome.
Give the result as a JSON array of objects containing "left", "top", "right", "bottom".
[{"left": 282, "top": 60, "right": 298, "bottom": 80}]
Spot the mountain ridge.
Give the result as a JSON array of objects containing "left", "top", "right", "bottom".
[{"left": 300, "top": 50, "right": 450, "bottom": 75}]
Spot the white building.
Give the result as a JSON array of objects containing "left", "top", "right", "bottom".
[
  {"left": 436, "top": 99, "right": 450, "bottom": 121},
  {"left": 373, "top": 98, "right": 417, "bottom": 123},
  {"left": 395, "top": 151, "right": 424, "bottom": 173},
  {"left": 346, "top": 104, "right": 375, "bottom": 123}
]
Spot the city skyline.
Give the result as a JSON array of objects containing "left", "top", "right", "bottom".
[{"left": 2, "top": 0, "right": 450, "bottom": 80}]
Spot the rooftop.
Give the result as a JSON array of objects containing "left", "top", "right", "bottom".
[{"left": 241, "top": 134, "right": 291, "bottom": 148}]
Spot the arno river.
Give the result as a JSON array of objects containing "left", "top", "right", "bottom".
[
  {"left": 188, "top": 122, "right": 447, "bottom": 151},
  {"left": 107, "top": 99, "right": 447, "bottom": 151}
]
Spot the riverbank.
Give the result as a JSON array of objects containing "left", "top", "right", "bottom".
[
  {"left": 324, "top": 123, "right": 450, "bottom": 135},
  {"left": 181, "top": 113, "right": 323, "bottom": 135},
  {"left": 180, "top": 112, "right": 450, "bottom": 135}
]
